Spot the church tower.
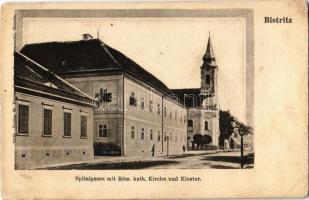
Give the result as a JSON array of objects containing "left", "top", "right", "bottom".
[{"left": 201, "top": 34, "right": 218, "bottom": 110}]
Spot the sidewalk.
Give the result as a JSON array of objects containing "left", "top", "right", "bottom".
[{"left": 32, "top": 150, "right": 221, "bottom": 170}]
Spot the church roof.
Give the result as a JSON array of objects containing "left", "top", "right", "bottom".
[
  {"left": 170, "top": 88, "right": 203, "bottom": 108},
  {"left": 20, "top": 39, "right": 171, "bottom": 95},
  {"left": 14, "top": 52, "right": 93, "bottom": 106}
]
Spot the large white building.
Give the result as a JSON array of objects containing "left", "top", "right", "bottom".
[
  {"left": 15, "top": 34, "right": 220, "bottom": 169},
  {"left": 19, "top": 37, "right": 188, "bottom": 158}
]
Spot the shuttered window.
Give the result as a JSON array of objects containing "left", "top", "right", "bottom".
[
  {"left": 43, "top": 108, "right": 52, "bottom": 136},
  {"left": 63, "top": 112, "right": 71, "bottom": 137},
  {"left": 18, "top": 104, "right": 29, "bottom": 134}
]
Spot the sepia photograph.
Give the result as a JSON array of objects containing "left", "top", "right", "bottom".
[
  {"left": 13, "top": 9, "right": 254, "bottom": 170},
  {"left": 1, "top": 1, "right": 307, "bottom": 199}
]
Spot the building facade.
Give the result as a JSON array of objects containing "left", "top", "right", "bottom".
[
  {"left": 14, "top": 53, "right": 94, "bottom": 169},
  {"left": 16, "top": 34, "right": 222, "bottom": 168},
  {"left": 20, "top": 38, "right": 187, "bottom": 157}
]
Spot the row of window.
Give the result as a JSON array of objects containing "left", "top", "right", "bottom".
[
  {"left": 130, "top": 126, "right": 185, "bottom": 142},
  {"left": 187, "top": 120, "right": 209, "bottom": 131},
  {"left": 129, "top": 93, "right": 187, "bottom": 123},
  {"left": 17, "top": 103, "right": 88, "bottom": 138}
]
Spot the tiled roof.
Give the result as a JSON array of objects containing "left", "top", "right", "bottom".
[
  {"left": 20, "top": 39, "right": 171, "bottom": 95},
  {"left": 14, "top": 52, "right": 93, "bottom": 106},
  {"left": 170, "top": 88, "right": 203, "bottom": 108}
]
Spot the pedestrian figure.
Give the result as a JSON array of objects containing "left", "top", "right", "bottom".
[
  {"left": 151, "top": 144, "right": 155, "bottom": 156},
  {"left": 183, "top": 145, "right": 186, "bottom": 154},
  {"left": 224, "top": 139, "right": 230, "bottom": 150}
]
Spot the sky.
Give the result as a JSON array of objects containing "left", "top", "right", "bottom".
[{"left": 23, "top": 17, "right": 246, "bottom": 122}]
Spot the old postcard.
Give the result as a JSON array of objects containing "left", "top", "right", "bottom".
[{"left": 0, "top": 0, "right": 308, "bottom": 199}]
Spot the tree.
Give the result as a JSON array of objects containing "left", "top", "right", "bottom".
[
  {"left": 236, "top": 121, "right": 253, "bottom": 135},
  {"left": 202, "top": 135, "right": 212, "bottom": 145},
  {"left": 193, "top": 134, "right": 203, "bottom": 149},
  {"left": 219, "top": 110, "right": 253, "bottom": 147},
  {"left": 219, "top": 110, "right": 234, "bottom": 146}
]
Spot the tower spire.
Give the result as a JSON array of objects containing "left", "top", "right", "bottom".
[{"left": 203, "top": 32, "right": 216, "bottom": 63}]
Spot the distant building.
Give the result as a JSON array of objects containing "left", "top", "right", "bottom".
[
  {"left": 14, "top": 52, "right": 94, "bottom": 169},
  {"left": 171, "top": 36, "right": 220, "bottom": 149}
]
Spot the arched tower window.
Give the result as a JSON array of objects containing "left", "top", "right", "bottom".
[
  {"left": 188, "top": 120, "right": 193, "bottom": 127},
  {"left": 205, "top": 121, "right": 209, "bottom": 130},
  {"left": 206, "top": 74, "right": 211, "bottom": 85}
]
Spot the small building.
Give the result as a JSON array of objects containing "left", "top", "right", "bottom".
[{"left": 14, "top": 52, "right": 94, "bottom": 169}]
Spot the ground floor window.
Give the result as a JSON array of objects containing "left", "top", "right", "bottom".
[
  {"left": 81, "top": 115, "right": 87, "bottom": 138},
  {"left": 63, "top": 112, "right": 71, "bottom": 137},
  {"left": 98, "top": 124, "right": 108, "bottom": 138},
  {"left": 43, "top": 108, "right": 52, "bottom": 136},
  {"left": 18, "top": 104, "right": 29, "bottom": 134}
]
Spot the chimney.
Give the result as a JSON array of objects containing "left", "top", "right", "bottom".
[{"left": 82, "top": 33, "right": 93, "bottom": 40}]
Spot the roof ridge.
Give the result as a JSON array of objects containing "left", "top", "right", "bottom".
[
  {"left": 16, "top": 76, "right": 89, "bottom": 99},
  {"left": 171, "top": 88, "right": 201, "bottom": 90},
  {"left": 100, "top": 41, "right": 122, "bottom": 68},
  {"left": 16, "top": 52, "right": 93, "bottom": 100}
]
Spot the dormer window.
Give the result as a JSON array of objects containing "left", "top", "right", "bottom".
[{"left": 44, "top": 82, "right": 58, "bottom": 89}]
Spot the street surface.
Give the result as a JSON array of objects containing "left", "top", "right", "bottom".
[{"left": 45, "top": 150, "right": 254, "bottom": 170}]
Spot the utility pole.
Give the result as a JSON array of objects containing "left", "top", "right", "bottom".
[
  {"left": 239, "top": 128, "right": 244, "bottom": 169},
  {"left": 166, "top": 136, "right": 169, "bottom": 156}
]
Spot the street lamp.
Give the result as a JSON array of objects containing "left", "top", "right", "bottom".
[{"left": 231, "top": 121, "right": 245, "bottom": 169}]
